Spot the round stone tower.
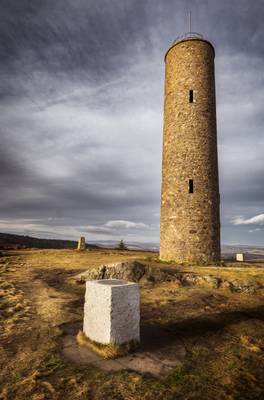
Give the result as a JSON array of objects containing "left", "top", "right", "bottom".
[{"left": 160, "top": 34, "right": 220, "bottom": 263}]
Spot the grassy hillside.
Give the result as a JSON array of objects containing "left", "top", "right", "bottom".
[{"left": 0, "top": 232, "right": 99, "bottom": 250}]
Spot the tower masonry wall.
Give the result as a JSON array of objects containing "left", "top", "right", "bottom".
[{"left": 160, "top": 38, "right": 220, "bottom": 263}]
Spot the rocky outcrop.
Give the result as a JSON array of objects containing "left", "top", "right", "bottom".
[
  {"left": 74, "top": 261, "right": 177, "bottom": 285},
  {"left": 73, "top": 261, "right": 264, "bottom": 293},
  {"left": 75, "top": 261, "right": 146, "bottom": 283},
  {"left": 226, "top": 279, "right": 263, "bottom": 294},
  {"left": 174, "top": 273, "right": 221, "bottom": 289}
]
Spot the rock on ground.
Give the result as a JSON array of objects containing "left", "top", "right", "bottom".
[
  {"left": 73, "top": 261, "right": 264, "bottom": 293},
  {"left": 75, "top": 261, "right": 145, "bottom": 283}
]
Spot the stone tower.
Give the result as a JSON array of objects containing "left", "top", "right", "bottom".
[{"left": 160, "top": 33, "right": 220, "bottom": 263}]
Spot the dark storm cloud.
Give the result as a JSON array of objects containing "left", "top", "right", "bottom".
[
  {"left": 0, "top": 0, "right": 151, "bottom": 84},
  {"left": 0, "top": 0, "right": 263, "bottom": 244},
  {"left": 0, "top": 149, "right": 24, "bottom": 179},
  {"left": 222, "top": 168, "right": 264, "bottom": 204}
]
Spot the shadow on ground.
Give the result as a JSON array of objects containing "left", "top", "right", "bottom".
[{"left": 59, "top": 303, "right": 264, "bottom": 377}]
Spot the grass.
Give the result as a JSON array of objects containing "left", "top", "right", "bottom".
[
  {"left": 76, "top": 331, "right": 139, "bottom": 359},
  {"left": 0, "top": 249, "right": 264, "bottom": 399}
]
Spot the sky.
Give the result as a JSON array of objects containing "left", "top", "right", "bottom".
[{"left": 0, "top": 0, "right": 264, "bottom": 246}]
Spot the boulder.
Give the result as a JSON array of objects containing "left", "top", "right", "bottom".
[
  {"left": 75, "top": 265, "right": 106, "bottom": 283},
  {"left": 229, "top": 279, "right": 262, "bottom": 293},
  {"left": 73, "top": 261, "right": 264, "bottom": 293},
  {"left": 75, "top": 261, "right": 146, "bottom": 284},
  {"left": 103, "top": 261, "right": 146, "bottom": 282},
  {"left": 202, "top": 275, "right": 222, "bottom": 289}
]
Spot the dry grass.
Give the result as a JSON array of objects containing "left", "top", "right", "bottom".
[
  {"left": 146, "top": 254, "right": 264, "bottom": 283},
  {"left": 0, "top": 249, "right": 264, "bottom": 400},
  {"left": 76, "top": 331, "right": 139, "bottom": 359},
  {"left": 7, "top": 248, "right": 154, "bottom": 271}
]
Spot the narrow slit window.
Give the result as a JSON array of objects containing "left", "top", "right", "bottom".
[
  {"left": 189, "top": 89, "right": 194, "bottom": 103},
  {"left": 189, "top": 179, "right": 194, "bottom": 193}
]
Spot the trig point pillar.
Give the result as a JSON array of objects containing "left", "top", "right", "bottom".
[
  {"left": 160, "top": 34, "right": 220, "bottom": 263},
  {"left": 77, "top": 236, "right": 86, "bottom": 251},
  {"left": 83, "top": 279, "right": 140, "bottom": 345}
]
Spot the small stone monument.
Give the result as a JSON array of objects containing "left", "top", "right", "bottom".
[
  {"left": 77, "top": 236, "right": 86, "bottom": 251},
  {"left": 83, "top": 279, "right": 140, "bottom": 345},
  {"left": 236, "top": 253, "right": 244, "bottom": 262}
]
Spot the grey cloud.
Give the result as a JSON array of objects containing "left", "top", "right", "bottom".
[
  {"left": 232, "top": 214, "right": 264, "bottom": 225},
  {"left": 0, "top": 0, "right": 264, "bottom": 245}
]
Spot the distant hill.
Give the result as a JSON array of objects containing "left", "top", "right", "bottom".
[
  {"left": 222, "top": 244, "right": 264, "bottom": 261},
  {"left": 0, "top": 233, "right": 158, "bottom": 251},
  {"left": 89, "top": 240, "right": 159, "bottom": 252},
  {"left": 0, "top": 232, "right": 99, "bottom": 250},
  {"left": 1, "top": 232, "right": 262, "bottom": 257}
]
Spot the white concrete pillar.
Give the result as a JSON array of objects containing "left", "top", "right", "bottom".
[
  {"left": 83, "top": 279, "right": 140, "bottom": 345},
  {"left": 236, "top": 253, "right": 244, "bottom": 262}
]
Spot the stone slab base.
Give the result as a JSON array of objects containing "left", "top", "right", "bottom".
[{"left": 60, "top": 322, "right": 186, "bottom": 378}]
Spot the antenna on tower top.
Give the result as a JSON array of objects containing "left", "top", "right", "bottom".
[
  {"left": 188, "top": 11, "right": 192, "bottom": 33},
  {"left": 170, "top": 9, "right": 203, "bottom": 47}
]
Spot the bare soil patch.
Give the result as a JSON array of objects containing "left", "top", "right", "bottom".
[{"left": 60, "top": 322, "right": 185, "bottom": 377}]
